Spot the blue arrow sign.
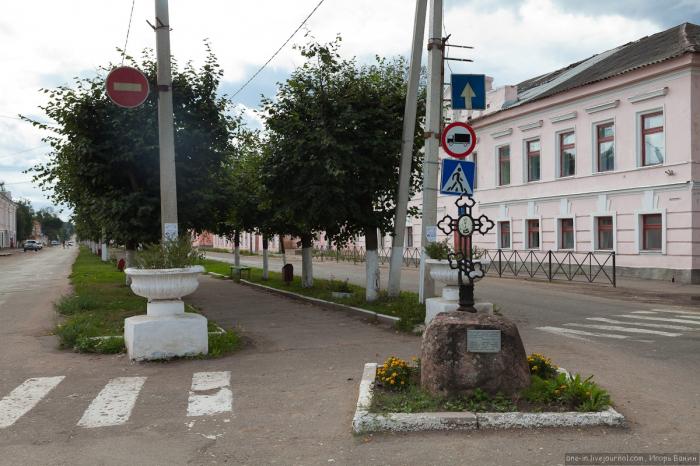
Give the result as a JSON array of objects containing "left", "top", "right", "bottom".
[
  {"left": 440, "top": 159, "right": 475, "bottom": 196},
  {"left": 451, "top": 74, "right": 486, "bottom": 110}
]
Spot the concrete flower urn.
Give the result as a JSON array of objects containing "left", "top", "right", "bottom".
[
  {"left": 425, "top": 259, "right": 489, "bottom": 325},
  {"left": 123, "top": 265, "right": 208, "bottom": 360}
]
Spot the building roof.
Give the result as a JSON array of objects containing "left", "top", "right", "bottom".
[{"left": 502, "top": 22, "right": 700, "bottom": 110}]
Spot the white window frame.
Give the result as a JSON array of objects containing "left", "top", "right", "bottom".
[
  {"left": 522, "top": 137, "right": 542, "bottom": 183},
  {"left": 634, "top": 209, "right": 666, "bottom": 254},
  {"left": 496, "top": 218, "right": 512, "bottom": 250},
  {"left": 554, "top": 127, "right": 576, "bottom": 179},
  {"left": 591, "top": 118, "right": 616, "bottom": 173},
  {"left": 495, "top": 143, "right": 511, "bottom": 187},
  {"left": 554, "top": 216, "right": 576, "bottom": 251},
  {"left": 522, "top": 216, "right": 542, "bottom": 250},
  {"left": 590, "top": 212, "right": 617, "bottom": 252},
  {"left": 635, "top": 107, "right": 666, "bottom": 168}
]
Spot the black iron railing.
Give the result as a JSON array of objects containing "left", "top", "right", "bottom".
[
  {"left": 481, "top": 249, "right": 616, "bottom": 286},
  {"left": 313, "top": 246, "right": 422, "bottom": 267}
]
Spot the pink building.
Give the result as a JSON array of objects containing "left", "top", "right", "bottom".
[{"left": 414, "top": 23, "right": 700, "bottom": 283}]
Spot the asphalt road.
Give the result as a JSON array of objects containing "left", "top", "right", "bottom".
[{"left": 0, "top": 247, "right": 697, "bottom": 465}]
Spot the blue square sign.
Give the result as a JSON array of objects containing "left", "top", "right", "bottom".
[
  {"left": 440, "top": 159, "right": 475, "bottom": 196},
  {"left": 451, "top": 74, "right": 486, "bottom": 110}
]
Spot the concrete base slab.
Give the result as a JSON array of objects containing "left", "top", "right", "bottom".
[{"left": 124, "top": 313, "right": 208, "bottom": 361}]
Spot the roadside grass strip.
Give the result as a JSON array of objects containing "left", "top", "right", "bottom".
[
  {"left": 187, "top": 371, "right": 233, "bottom": 417},
  {"left": 0, "top": 377, "right": 65, "bottom": 428},
  {"left": 78, "top": 377, "right": 147, "bottom": 428},
  {"left": 352, "top": 363, "right": 624, "bottom": 434},
  {"left": 202, "top": 259, "right": 424, "bottom": 331}
]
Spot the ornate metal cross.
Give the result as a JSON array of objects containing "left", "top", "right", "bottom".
[{"left": 437, "top": 195, "right": 495, "bottom": 312}]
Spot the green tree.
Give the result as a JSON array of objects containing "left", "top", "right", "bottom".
[
  {"left": 261, "top": 37, "right": 424, "bottom": 296},
  {"left": 34, "top": 207, "right": 63, "bottom": 241},
  {"left": 15, "top": 199, "right": 34, "bottom": 242},
  {"left": 27, "top": 44, "right": 238, "bottom": 264}
]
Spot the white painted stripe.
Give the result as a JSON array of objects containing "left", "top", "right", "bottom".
[
  {"left": 615, "top": 315, "right": 700, "bottom": 325},
  {"left": 113, "top": 82, "right": 142, "bottom": 92},
  {"left": 191, "top": 371, "right": 230, "bottom": 391},
  {"left": 0, "top": 376, "right": 64, "bottom": 428},
  {"left": 77, "top": 377, "right": 146, "bottom": 428},
  {"left": 566, "top": 323, "right": 681, "bottom": 337},
  {"left": 536, "top": 326, "right": 628, "bottom": 340},
  {"left": 587, "top": 317, "right": 693, "bottom": 331},
  {"left": 187, "top": 371, "right": 232, "bottom": 417},
  {"left": 633, "top": 309, "right": 700, "bottom": 316},
  {"left": 650, "top": 309, "right": 700, "bottom": 316}
]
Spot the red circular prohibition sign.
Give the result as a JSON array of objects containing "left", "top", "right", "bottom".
[
  {"left": 441, "top": 121, "right": 477, "bottom": 159},
  {"left": 106, "top": 66, "right": 150, "bottom": 109}
]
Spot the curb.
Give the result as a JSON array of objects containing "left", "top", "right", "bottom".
[
  {"left": 234, "top": 279, "right": 401, "bottom": 326},
  {"left": 352, "top": 363, "right": 625, "bottom": 434}
]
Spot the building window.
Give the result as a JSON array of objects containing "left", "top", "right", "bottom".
[
  {"left": 498, "top": 146, "right": 510, "bottom": 186},
  {"left": 597, "top": 216, "right": 613, "bottom": 250},
  {"left": 527, "top": 219, "right": 540, "bottom": 249},
  {"left": 559, "top": 218, "right": 574, "bottom": 250},
  {"left": 499, "top": 221, "right": 510, "bottom": 249},
  {"left": 527, "top": 139, "right": 540, "bottom": 182},
  {"left": 641, "top": 112, "right": 664, "bottom": 166},
  {"left": 559, "top": 131, "right": 575, "bottom": 177},
  {"left": 596, "top": 123, "right": 614, "bottom": 172},
  {"left": 642, "top": 214, "right": 662, "bottom": 250},
  {"left": 406, "top": 226, "right": 413, "bottom": 248}
]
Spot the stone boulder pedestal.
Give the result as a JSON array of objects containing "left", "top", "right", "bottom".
[{"left": 421, "top": 311, "right": 530, "bottom": 397}]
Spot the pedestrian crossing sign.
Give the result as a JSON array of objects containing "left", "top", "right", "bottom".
[{"left": 440, "top": 159, "right": 475, "bottom": 196}]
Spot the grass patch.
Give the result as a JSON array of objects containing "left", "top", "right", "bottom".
[
  {"left": 369, "top": 355, "right": 612, "bottom": 414},
  {"left": 201, "top": 259, "right": 425, "bottom": 330},
  {"left": 56, "top": 247, "right": 240, "bottom": 358}
]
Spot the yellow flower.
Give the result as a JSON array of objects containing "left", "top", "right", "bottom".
[
  {"left": 554, "top": 389, "right": 560, "bottom": 395},
  {"left": 400, "top": 381, "right": 405, "bottom": 385},
  {"left": 532, "top": 366, "right": 538, "bottom": 371},
  {"left": 390, "top": 380, "right": 395, "bottom": 385}
]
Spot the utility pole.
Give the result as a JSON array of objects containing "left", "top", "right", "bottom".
[
  {"left": 155, "top": 0, "right": 179, "bottom": 241},
  {"left": 387, "top": 0, "right": 427, "bottom": 297},
  {"left": 419, "top": 0, "right": 443, "bottom": 303}
]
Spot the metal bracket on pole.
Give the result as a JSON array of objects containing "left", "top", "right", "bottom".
[{"left": 427, "top": 38, "right": 444, "bottom": 51}]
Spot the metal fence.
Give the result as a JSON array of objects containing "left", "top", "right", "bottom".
[
  {"left": 480, "top": 249, "right": 616, "bottom": 286},
  {"left": 313, "top": 246, "right": 422, "bottom": 267}
]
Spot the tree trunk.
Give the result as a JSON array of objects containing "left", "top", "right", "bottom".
[
  {"left": 365, "top": 227, "right": 380, "bottom": 302},
  {"left": 234, "top": 231, "right": 240, "bottom": 267},
  {"left": 262, "top": 236, "right": 269, "bottom": 281},
  {"left": 301, "top": 234, "right": 313, "bottom": 288},
  {"left": 280, "top": 235, "right": 287, "bottom": 266},
  {"left": 125, "top": 239, "right": 137, "bottom": 286}
]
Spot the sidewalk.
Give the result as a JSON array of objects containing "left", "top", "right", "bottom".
[{"left": 185, "top": 274, "right": 698, "bottom": 465}]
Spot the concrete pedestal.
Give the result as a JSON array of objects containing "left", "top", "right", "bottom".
[
  {"left": 425, "top": 286, "right": 494, "bottom": 324},
  {"left": 124, "top": 313, "right": 208, "bottom": 361}
]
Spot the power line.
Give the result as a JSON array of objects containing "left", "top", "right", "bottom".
[
  {"left": 121, "top": 0, "right": 136, "bottom": 66},
  {"left": 0, "top": 145, "right": 49, "bottom": 158},
  {"left": 230, "top": 0, "right": 326, "bottom": 100}
]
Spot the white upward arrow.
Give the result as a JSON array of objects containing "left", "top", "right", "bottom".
[{"left": 461, "top": 83, "right": 475, "bottom": 110}]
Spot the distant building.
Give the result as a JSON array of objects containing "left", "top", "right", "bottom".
[
  {"left": 0, "top": 191, "right": 17, "bottom": 248},
  {"left": 192, "top": 231, "right": 280, "bottom": 254},
  {"left": 409, "top": 22, "right": 700, "bottom": 283}
]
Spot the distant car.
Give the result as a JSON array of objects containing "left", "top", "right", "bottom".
[
  {"left": 67, "top": 241, "right": 74, "bottom": 246},
  {"left": 51, "top": 240, "right": 60, "bottom": 246},
  {"left": 23, "top": 240, "right": 41, "bottom": 252}
]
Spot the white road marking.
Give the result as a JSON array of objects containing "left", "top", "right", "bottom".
[
  {"left": 615, "top": 315, "right": 700, "bottom": 325},
  {"left": 634, "top": 309, "right": 700, "bottom": 316},
  {"left": 566, "top": 323, "right": 681, "bottom": 337},
  {"left": 187, "top": 371, "right": 232, "bottom": 417},
  {"left": 77, "top": 377, "right": 146, "bottom": 428},
  {"left": 587, "top": 317, "right": 693, "bottom": 331},
  {"left": 536, "top": 326, "right": 628, "bottom": 340},
  {"left": 0, "top": 376, "right": 65, "bottom": 428}
]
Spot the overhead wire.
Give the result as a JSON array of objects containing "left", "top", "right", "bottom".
[
  {"left": 121, "top": 0, "right": 136, "bottom": 66},
  {"left": 230, "top": 0, "right": 326, "bottom": 99}
]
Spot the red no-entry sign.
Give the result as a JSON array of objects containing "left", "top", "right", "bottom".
[{"left": 105, "top": 66, "right": 150, "bottom": 108}]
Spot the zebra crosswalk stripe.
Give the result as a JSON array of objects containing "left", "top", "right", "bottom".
[
  {"left": 565, "top": 323, "right": 682, "bottom": 337},
  {"left": 0, "top": 376, "right": 65, "bottom": 428},
  {"left": 187, "top": 371, "right": 232, "bottom": 417},
  {"left": 77, "top": 377, "right": 147, "bottom": 428},
  {"left": 615, "top": 314, "right": 700, "bottom": 325},
  {"left": 536, "top": 326, "right": 628, "bottom": 340},
  {"left": 633, "top": 309, "right": 700, "bottom": 317},
  {"left": 586, "top": 317, "right": 694, "bottom": 331}
]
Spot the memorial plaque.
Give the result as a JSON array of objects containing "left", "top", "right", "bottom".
[{"left": 467, "top": 329, "right": 501, "bottom": 353}]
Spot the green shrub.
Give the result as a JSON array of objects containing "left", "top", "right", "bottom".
[
  {"left": 328, "top": 276, "right": 352, "bottom": 293},
  {"left": 424, "top": 240, "right": 452, "bottom": 260},
  {"left": 136, "top": 235, "right": 204, "bottom": 269},
  {"left": 523, "top": 372, "right": 611, "bottom": 412}
]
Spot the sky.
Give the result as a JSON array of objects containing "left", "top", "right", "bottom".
[{"left": 1, "top": 0, "right": 699, "bottom": 221}]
